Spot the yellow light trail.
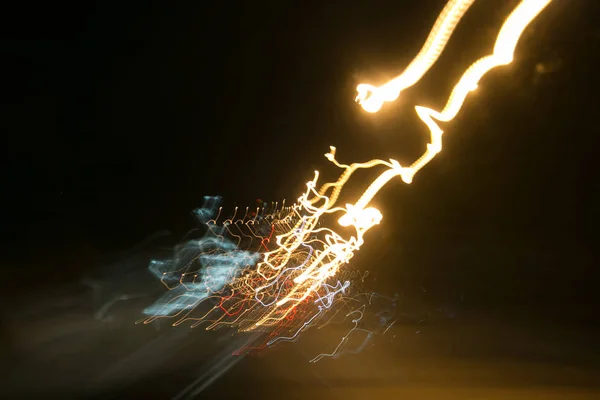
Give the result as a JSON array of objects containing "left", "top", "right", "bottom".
[
  {"left": 251, "top": 0, "right": 551, "bottom": 329},
  {"left": 356, "top": 0, "right": 476, "bottom": 113},
  {"left": 142, "top": 0, "right": 554, "bottom": 337},
  {"left": 351, "top": 0, "right": 551, "bottom": 206}
]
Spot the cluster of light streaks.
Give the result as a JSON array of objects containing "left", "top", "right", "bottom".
[
  {"left": 142, "top": 0, "right": 552, "bottom": 359},
  {"left": 140, "top": 194, "right": 383, "bottom": 355}
]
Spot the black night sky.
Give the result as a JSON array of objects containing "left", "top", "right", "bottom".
[{"left": 2, "top": 1, "right": 600, "bottom": 398}]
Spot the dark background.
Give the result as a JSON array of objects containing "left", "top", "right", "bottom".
[{"left": 1, "top": 0, "right": 599, "bottom": 398}]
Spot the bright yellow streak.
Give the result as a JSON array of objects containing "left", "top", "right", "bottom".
[
  {"left": 351, "top": 0, "right": 552, "bottom": 210},
  {"left": 356, "top": 0, "right": 476, "bottom": 113},
  {"left": 144, "top": 1, "right": 553, "bottom": 333},
  {"left": 249, "top": 0, "right": 551, "bottom": 330}
]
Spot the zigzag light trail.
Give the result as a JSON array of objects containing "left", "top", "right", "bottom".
[
  {"left": 253, "top": 0, "right": 551, "bottom": 330},
  {"left": 142, "top": 0, "right": 553, "bottom": 358},
  {"left": 351, "top": 0, "right": 552, "bottom": 207}
]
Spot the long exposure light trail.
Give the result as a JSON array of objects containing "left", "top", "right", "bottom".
[
  {"left": 350, "top": 0, "right": 552, "bottom": 205},
  {"left": 142, "top": 0, "right": 553, "bottom": 359},
  {"left": 356, "top": 0, "right": 476, "bottom": 113}
]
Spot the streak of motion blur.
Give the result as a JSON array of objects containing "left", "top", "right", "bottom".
[{"left": 141, "top": 0, "right": 553, "bottom": 362}]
